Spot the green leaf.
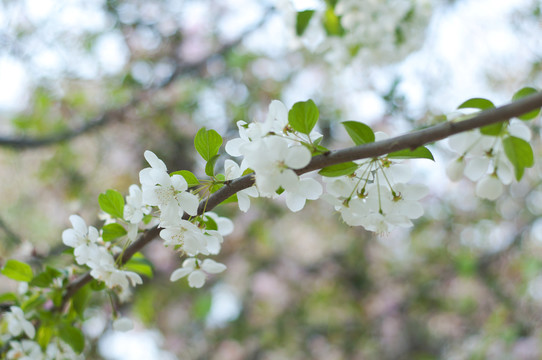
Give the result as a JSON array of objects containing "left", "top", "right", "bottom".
[
  {"left": 342, "top": 121, "right": 375, "bottom": 145},
  {"left": 388, "top": 146, "right": 434, "bottom": 161},
  {"left": 2, "top": 259, "right": 33, "bottom": 282},
  {"left": 37, "top": 325, "right": 54, "bottom": 350},
  {"left": 30, "top": 272, "right": 54, "bottom": 288},
  {"left": 242, "top": 168, "right": 254, "bottom": 176},
  {"left": 318, "top": 162, "right": 358, "bottom": 177},
  {"left": 90, "top": 279, "right": 106, "bottom": 291},
  {"left": 171, "top": 170, "right": 200, "bottom": 187},
  {"left": 503, "top": 136, "right": 534, "bottom": 181},
  {"left": 72, "top": 284, "right": 91, "bottom": 318},
  {"left": 512, "top": 87, "right": 540, "bottom": 120},
  {"left": 288, "top": 100, "right": 319, "bottom": 135},
  {"left": 322, "top": 7, "right": 345, "bottom": 36},
  {"left": 205, "top": 154, "right": 220, "bottom": 177},
  {"left": 98, "top": 189, "right": 125, "bottom": 219},
  {"left": 21, "top": 293, "right": 46, "bottom": 312},
  {"left": 194, "top": 127, "right": 223, "bottom": 161},
  {"left": 124, "top": 253, "right": 154, "bottom": 279},
  {"left": 0, "top": 292, "right": 18, "bottom": 303},
  {"left": 220, "top": 194, "right": 238, "bottom": 205},
  {"left": 58, "top": 324, "right": 85, "bottom": 354},
  {"left": 296, "top": 10, "right": 315, "bottom": 36},
  {"left": 102, "top": 223, "right": 127, "bottom": 242},
  {"left": 203, "top": 215, "right": 218, "bottom": 231},
  {"left": 458, "top": 98, "right": 495, "bottom": 110},
  {"left": 479, "top": 122, "right": 504, "bottom": 136}
]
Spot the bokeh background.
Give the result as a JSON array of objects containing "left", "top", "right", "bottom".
[{"left": 2, "top": 0, "right": 542, "bottom": 358}]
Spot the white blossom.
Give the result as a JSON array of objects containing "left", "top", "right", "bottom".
[
  {"left": 5, "top": 306, "right": 35, "bottom": 339},
  {"left": 139, "top": 150, "right": 199, "bottom": 222},
  {"left": 7, "top": 340, "right": 42, "bottom": 360},
  {"left": 87, "top": 247, "right": 142, "bottom": 294},
  {"left": 62, "top": 215, "right": 101, "bottom": 265},
  {"left": 170, "top": 258, "right": 226, "bottom": 288}
]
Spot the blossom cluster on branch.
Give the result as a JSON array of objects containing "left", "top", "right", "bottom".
[{"left": 0, "top": 89, "right": 540, "bottom": 358}]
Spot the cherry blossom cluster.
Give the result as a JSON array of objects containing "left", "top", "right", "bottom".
[
  {"left": 322, "top": 135, "right": 428, "bottom": 233},
  {"left": 225, "top": 100, "right": 323, "bottom": 212},
  {"left": 446, "top": 119, "right": 531, "bottom": 200}
]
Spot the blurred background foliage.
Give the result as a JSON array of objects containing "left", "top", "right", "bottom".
[{"left": 1, "top": 0, "right": 542, "bottom": 358}]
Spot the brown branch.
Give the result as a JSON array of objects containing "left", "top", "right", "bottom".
[
  {"left": 0, "top": 9, "right": 274, "bottom": 150},
  {"left": 58, "top": 91, "right": 542, "bottom": 310}
]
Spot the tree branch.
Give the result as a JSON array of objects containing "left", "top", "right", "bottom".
[
  {"left": 0, "top": 9, "right": 274, "bottom": 150},
  {"left": 58, "top": 91, "right": 542, "bottom": 310}
]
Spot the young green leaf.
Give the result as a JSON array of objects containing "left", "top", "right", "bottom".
[
  {"left": 72, "top": 284, "right": 91, "bottom": 318},
  {"left": 503, "top": 136, "right": 534, "bottom": 181},
  {"left": 58, "top": 324, "right": 85, "bottom": 354},
  {"left": 479, "top": 122, "right": 504, "bottom": 136},
  {"left": 102, "top": 223, "right": 128, "bottom": 242},
  {"left": 30, "top": 271, "right": 54, "bottom": 288},
  {"left": 0, "top": 292, "right": 18, "bottom": 303},
  {"left": 318, "top": 162, "right": 358, "bottom": 177},
  {"left": 171, "top": 170, "right": 200, "bottom": 187},
  {"left": 124, "top": 254, "right": 154, "bottom": 279},
  {"left": 388, "top": 146, "right": 434, "bottom": 161},
  {"left": 457, "top": 98, "right": 495, "bottom": 110},
  {"left": 205, "top": 154, "right": 220, "bottom": 177},
  {"left": 296, "top": 10, "right": 315, "bottom": 36},
  {"left": 512, "top": 87, "right": 540, "bottom": 120},
  {"left": 98, "top": 189, "right": 125, "bottom": 219},
  {"left": 37, "top": 325, "right": 54, "bottom": 350},
  {"left": 288, "top": 100, "right": 319, "bottom": 135},
  {"left": 342, "top": 121, "right": 375, "bottom": 145},
  {"left": 322, "top": 7, "right": 345, "bottom": 36},
  {"left": 194, "top": 127, "right": 223, "bottom": 161},
  {"left": 2, "top": 259, "right": 33, "bottom": 282}
]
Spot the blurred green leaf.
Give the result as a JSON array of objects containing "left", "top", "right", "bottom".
[
  {"left": 2, "top": 259, "right": 33, "bottom": 282},
  {"left": 296, "top": 10, "right": 315, "bottom": 36}
]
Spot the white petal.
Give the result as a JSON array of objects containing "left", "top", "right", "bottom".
[
  {"left": 237, "top": 192, "right": 251, "bottom": 212},
  {"left": 476, "top": 176, "right": 503, "bottom": 200},
  {"left": 216, "top": 217, "right": 234, "bottom": 236},
  {"left": 464, "top": 157, "right": 490, "bottom": 181},
  {"left": 446, "top": 158, "right": 465, "bottom": 182},
  {"left": 285, "top": 192, "right": 306, "bottom": 212},
  {"left": 508, "top": 119, "right": 531, "bottom": 141},
  {"left": 188, "top": 270, "right": 206, "bottom": 288},
  {"left": 69, "top": 215, "right": 87, "bottom": 236},
  {"left": 169, "top": 268, "right": 192, "bottom": 282},
  {"left": 144, "top": 150, "right": 167, "bottom": 171},
  {"left": 22, "top": 321, "right": 35, "bottom": 339},
  {"left": 62, "top": 229, "right": 78, "bottom": 248},
  {"left": 300, "top": 178, "right": 322, "bottom": 200},
  {"left": 201, "top": 259, "right": 227, "bottom": 274},
  {"left": 225, "top": 138, "right": 246, "bottom": 157},
  {"left": 279, "top": 169, "right": 300, "bottom": 191},
  {"left": 171, "top": 175, "right": 188, "bottom": 192},
  {"left": 284, "top": 146, "right": 311, "bottom": 169},
  {"left": 178, "top": 192, "right": 200, "bottom": 216}
]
